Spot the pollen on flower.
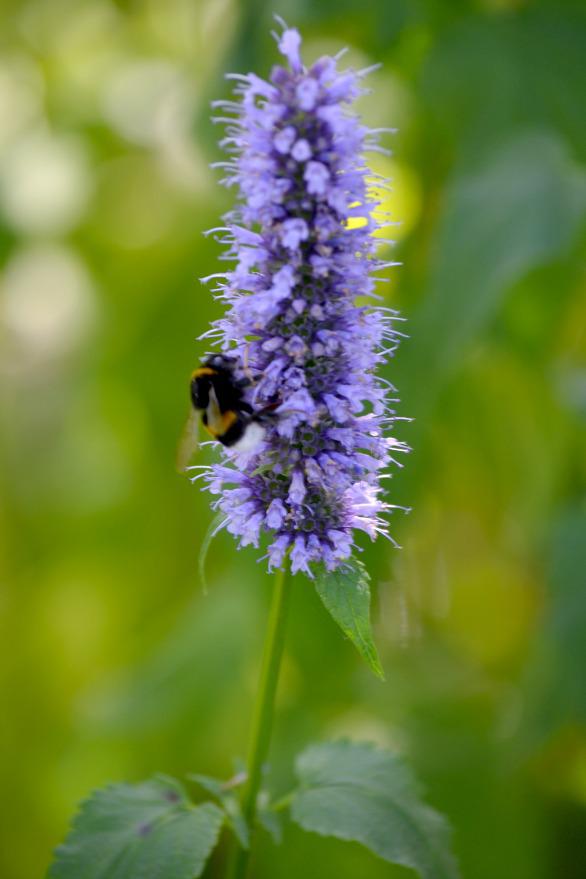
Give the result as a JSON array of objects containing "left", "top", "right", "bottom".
[{"left": 199, "top": 23, "right": 407, "bottom": 575}]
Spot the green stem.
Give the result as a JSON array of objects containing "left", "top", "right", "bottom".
[{"left": 229, "top": 565, "right": 292, "bottom": 879}]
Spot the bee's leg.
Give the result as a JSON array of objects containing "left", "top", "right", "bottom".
[{"left": 255, "top": 401, "right": 280, "bottom": 417}]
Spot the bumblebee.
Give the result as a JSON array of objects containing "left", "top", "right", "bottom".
[{"left": 177, "top": 354, "right": 268, "bottom": 470}]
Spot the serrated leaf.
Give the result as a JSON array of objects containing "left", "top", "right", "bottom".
[
  {"left": 291, "top": 742, "right": 459, "bottom": 879},
  {"left": 315, "top": 560, "right": 384, "bottom": 679},
  {"left": 47, "top": 776, "right": 224, "bottom": 879}
]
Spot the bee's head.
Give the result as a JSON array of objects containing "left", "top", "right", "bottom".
[{"left": 200, "top": 353, "right": 236, "bottom": 373}]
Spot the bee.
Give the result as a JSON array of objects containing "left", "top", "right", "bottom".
[{"left": 177, "top": 354, "right": 269, "bottom": 470}]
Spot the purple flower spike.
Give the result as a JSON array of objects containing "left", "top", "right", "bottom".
[{"left": 201, "top": 24, "right": 407, "bottom": 574}]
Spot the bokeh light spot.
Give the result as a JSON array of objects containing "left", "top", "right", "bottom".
[
  {"left": 0, "top": 131, "right": 91, "bottom": 234},
  {"left": 0, "top": 244, "right": 96, "bottom": 366}
]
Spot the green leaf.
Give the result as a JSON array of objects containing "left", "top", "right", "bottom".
[
  {"left": 198, "top": 512, "right": 225, "bottom": 593},
  {"left": 189, "top": 772, "right": 249, "bottom": 849},
  {"left": 189, "top": 772, "right": 226, "bottom": 801},
  {"left": 257, "top": 790, "right": 283, "bottom": 844},
  {"left": 314, "top": 560, "right": 384, "bottom": 679},
  {"left": 47, "top": 776, "right": 224, "bottom": 879},
  {"left": 258, "top": 806, "right": 283, "bottom": 844},
  {"left": 291, "top": 742, "right": 459, "bottom": 879}
]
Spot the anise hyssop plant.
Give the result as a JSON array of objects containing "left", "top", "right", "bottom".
[
  {"left": 199, "top": 25, "right": 405, "bottom": 576},
  {"left": 47, "top": 23, "right": 459, "bottom": 879}
]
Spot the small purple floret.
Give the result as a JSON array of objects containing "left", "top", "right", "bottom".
[{"left": 200, "top": 25, "right": 407, "bottom": 575}]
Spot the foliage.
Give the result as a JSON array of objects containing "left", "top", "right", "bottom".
[
  {"left": 47, "top": 777, "right": 224, "bottom": 879},
  {"left": 48, "top": 744, "right": 458, "bottom": 879},
  {"left": 291, "top": 742, "right": 459, "bottom": 878},
  {"left": 315, "top": 561, "right": 384, "bottom": 679}
]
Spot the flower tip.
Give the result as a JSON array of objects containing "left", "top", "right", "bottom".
[{"left": 277, "top": 27, "right": 303, "bottom": 72}]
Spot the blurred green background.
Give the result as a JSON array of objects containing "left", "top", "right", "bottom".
[{"left": 1, "top": 0, "right": 585, "bottom": 877}]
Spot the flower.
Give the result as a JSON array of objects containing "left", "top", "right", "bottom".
[{"left": 198, "top": 24, "right": 407, "bottom": 575}]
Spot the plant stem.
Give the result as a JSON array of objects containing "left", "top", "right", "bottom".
[{"left": 229, "top": 565, "right": 292, "bottom": 879}]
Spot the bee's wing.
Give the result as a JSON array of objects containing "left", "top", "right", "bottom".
[
  {"left": 205, "top": 385, "right": 225, "bottom": 434},
  {"left": 176, "top": 408, "right": 201, "bottom": 472}
]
